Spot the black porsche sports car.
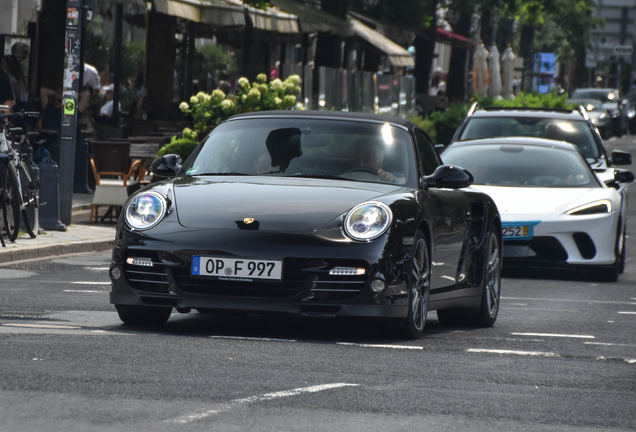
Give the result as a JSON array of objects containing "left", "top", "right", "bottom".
[{"left": 109, "top": 111, "right": 502, "bottom": 339}]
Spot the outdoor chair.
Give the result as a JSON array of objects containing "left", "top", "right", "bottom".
[{"left": 88, "top": 141, "right": 143, "bottom": 222}]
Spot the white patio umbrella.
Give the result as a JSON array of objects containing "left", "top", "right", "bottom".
[
  {"left": 501, "top": 45, "right": 516, "bottom": 99},
  {"left": 473, "top": 43, "right": 490, "bottom": 98},
  {"left": 488, "top": 44, "right": 502, "bottom": 99}
]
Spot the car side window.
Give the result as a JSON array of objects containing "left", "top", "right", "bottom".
[{"left": 414, "top": 130, "right": 441, "bottom": 176}]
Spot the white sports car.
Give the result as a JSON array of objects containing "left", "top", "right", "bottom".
[{"left": 441, "top": 137, "right": 635, "bottom": 281}]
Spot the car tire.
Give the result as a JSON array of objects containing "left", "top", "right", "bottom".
[
  {"left": 115, "top": 304, "right": 172, "bottom": 326},
  {"left": 438, "top": 224, "right": 502, "bottom": 327}
]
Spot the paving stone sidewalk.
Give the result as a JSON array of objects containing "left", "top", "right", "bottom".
[{"left": 0, "top": 192, "right": 116, "bottom": 264}]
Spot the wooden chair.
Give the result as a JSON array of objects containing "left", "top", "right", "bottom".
[{"left": 88, "top": 141, "right": 143, "bottom": 222}]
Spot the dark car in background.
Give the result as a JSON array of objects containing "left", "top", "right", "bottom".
[
  {"left": 567, "top": 98, "right": 611, "bottom": 139},
  {"left": 109, "top": 111, "right": 502, "bottom": 339},
  {"left": 570, "top": 88, "right": 629, "bottom": 136}
]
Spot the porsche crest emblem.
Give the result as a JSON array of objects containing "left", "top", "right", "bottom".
[{"left": 243, "top": 218, "right": 255, "bottom": 224}]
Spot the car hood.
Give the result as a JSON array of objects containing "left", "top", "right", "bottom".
[
  {"left": 469, "top": 185, "right": 601, "bottom": 215},
  {"left": 173, "top": 176, "right": 402, "bottom": 233},
  {"left": 602, "top": 102, "right": 619, "bottom": 112}
]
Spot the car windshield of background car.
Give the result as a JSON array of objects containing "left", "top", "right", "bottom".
[
  {"left": 183, "top": 118, "right": 417, "bottom": 187},
  {"left": 571, "top": 89, "right": 617, "bottom": 103},
  {"left": 459, "top": 118, "right": 600, "bottom": 159},
  {"left": 568, "top": 99, "right": 604, "bottom": 112},
  {"left": 442, "top": 144, "right": 601, "bottom": 188}
]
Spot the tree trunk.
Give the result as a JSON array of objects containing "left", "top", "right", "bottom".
[{"left": 146, "top": 12, "right": 177, "bottom": 119}]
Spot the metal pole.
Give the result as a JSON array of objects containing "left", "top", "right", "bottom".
[
  {"left": 113, "top": 3, "right": 123, "bottom": 125},
  {"left": 59, "top": 0, "right": 84, "bottom": 225}
]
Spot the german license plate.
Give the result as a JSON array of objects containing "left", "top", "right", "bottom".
[
  {"left": 502, "top": 225, "right": 528, "bottom": 238},
  {"left": 191, "top": 256, "right": 283, "bottom": 281}
]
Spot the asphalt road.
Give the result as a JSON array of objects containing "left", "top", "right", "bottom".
[{"left": 0, "top": 135, "right": 635, "bottom": 431}]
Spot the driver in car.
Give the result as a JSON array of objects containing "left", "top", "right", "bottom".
[{"left": 351, "top": 140, "right": 405, "bottom": 184}]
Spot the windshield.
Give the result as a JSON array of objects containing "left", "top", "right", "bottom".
[
  {"left": 182, "top": 118, "right": 417, "bottom": 186},
  {"left": 571, "top": 89, "right": 618, "bottom": 103},
  {"left": 442, "top": 144, "right": 600, "bottom": 188},
  {"left": 568, "top": 99, "right": 604, "bottom": 112},
  {"left": 458, "top": 117, "right": 600, "bottom": 159}
]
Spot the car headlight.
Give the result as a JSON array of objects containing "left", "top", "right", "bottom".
[
  {"left": 628, "top": 110, "right": 635, "bottom": 119},
  {"left": 125, "top": 191, "right": 167, "bottom": 230},
  {"left": 566, "top": 200, "right": 612, "bottom": 216},
  {"left": 599, "top": 113, "right": 608, "bottom": 121},
  {"left": 344, "top": 202, "right": 393, "bottom": 241}
]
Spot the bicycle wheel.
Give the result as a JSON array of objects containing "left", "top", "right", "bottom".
[
  {"left": 1, "top": 163, "right": 21, "bottom": 242},
  {"left": 18, "top": 160, "right": 38, "bottom": 238}
]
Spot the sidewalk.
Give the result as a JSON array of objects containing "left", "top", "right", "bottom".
[{"left": 0, "top": 192, "right": 116, "bottom": 264}]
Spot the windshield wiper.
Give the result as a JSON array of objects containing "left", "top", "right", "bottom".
[
  {"left": 192, "top": 172, "right": 251, "bottom": 176},
  {"left": 285, "top": 173, "right": 344, "bottom": 180}
]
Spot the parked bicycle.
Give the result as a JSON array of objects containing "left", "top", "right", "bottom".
[{"left": 0, "top": 106, "right": 41, "bottom": 243}]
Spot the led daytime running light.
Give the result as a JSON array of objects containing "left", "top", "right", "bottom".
[{"left": 566, "top": 200, "right": 612, "bottom": 215}]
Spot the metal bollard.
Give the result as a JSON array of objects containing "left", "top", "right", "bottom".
[{"left": 38, "top": 157, "right": 67, "bottom": 231}]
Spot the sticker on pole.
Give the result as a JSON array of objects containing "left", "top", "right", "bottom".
[{"left": 64, "top": 99, "right": 75, "bottom": 115}]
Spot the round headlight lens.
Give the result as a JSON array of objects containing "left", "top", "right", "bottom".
[
  {"left": 125, "top": 192, "right": 166, "bottom": 230},
  {"left": 344, "top": 202, "right": 392, "bottom": 241}
]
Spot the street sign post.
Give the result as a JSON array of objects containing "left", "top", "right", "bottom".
[
  {"left": 59, "top": 0, "right": 84, "bottom": 225},
  {"left": 614, "top": 45, "right": 633, "bottom": 57}
]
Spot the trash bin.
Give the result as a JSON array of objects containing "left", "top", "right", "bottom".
[{"left": 39, "top": 157, "right": 67, "bottom": 231}]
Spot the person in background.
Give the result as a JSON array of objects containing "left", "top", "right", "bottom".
[
  {"left": 1, "top": 55, "right": 28, "bottom": 102},
  {"left": 0, "top": 67, "right": 15, "bottom": 114},
  {"left": 83, "top": 63, "right": 101, "bottom": 93},
  {"left": 40, "top": 87, "right": 90, "bottom": 164},
  {"left": 100, "top": 84, "right": 120, "bottom": 117}
]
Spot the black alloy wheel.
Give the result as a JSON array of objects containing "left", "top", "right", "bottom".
[
  {"left": 438, "top": 224, "right": 502, "bottom": 327},
  {"left": 115, "top": 304, "right": 172, "bottom": 326},
  {"left": 1, "top": 163, "right": 21, "bottom": 242}
]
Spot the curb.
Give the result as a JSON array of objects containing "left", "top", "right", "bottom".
[{"left": 0, "top": 239, "right": 115, "bottom": 264}]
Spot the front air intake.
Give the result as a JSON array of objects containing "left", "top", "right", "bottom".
[{"left": 572, "top": 232, "right": 597, "bottom": 259}]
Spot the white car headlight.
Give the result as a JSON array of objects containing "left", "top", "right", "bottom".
[
  {"left": 566, "top": 200, "right": 612, "bottom": 216},
  {"left": 125, "top": 191, "right": 167, "bottom": 230},
  {"left": 344, "top": 202, "right": 393, "bottom": 241}
]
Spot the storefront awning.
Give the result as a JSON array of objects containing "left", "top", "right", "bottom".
[
  {"left": 350, "top": 18, "right": 414, "bottom": 67},
  {"left": 153, "top": 0, "right": 246, "bottom": 28},
  {"left": 269, "top": 0, "right": 353, "bottom": 36},
  {"left": 436, "top": 28, "right": 475, "bottom": 47},
  {"left": 242, "top": 3, "right": 299, "bottom": 33}
]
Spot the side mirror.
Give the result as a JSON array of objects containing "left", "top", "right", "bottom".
[
  {"left": 615, "top": 168, "right": 635, "bottom": 184},
  {"left": 423, "top": 165, "right": 473, "bottom": 190},
  {"left": 612, "top": 150, "right": 632, "bottom": 165},
  {"left": 150, "top": 154, "right": 182, "bottom": 177}
]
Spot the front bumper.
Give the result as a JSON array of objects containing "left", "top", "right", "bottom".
[
  {"left": 109, "top": 223, "right": 412, "bottom": 318},
  {"left": 502, "top": 211, "right": 619, "bottom": 266}
]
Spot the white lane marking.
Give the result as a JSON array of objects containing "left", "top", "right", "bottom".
[
  {"left": 71, "top": 281, "right": 110, "bottom": 285},
  {"left": 468, "top": 348, "right": 558, "bottom": 357},
  {"left": 337, "top": 342, "right": 423, "bottom": 350},
  {"left": 585, "top": 342, "right": 636, "bottom": 347},
  {"left": 618, "top": 311, "right": 636, "bottom": 315},
  {"left": 168, "top": 383, "right": 359, "bottom": 424},
  {"left": 210, "top": 336, "right": 298, "bottom": 343},
  {"left": 85, "top": 267, "right": 110, "bottom": 270},
  {"left": 502, "top": 297, "right": 636, "bottom": 306},
  {"left": 596, "top": 356, "right": 636, "bottom": 364},
  {"left": 63, "top": 290, "right": 106, "bottom": 293},
  {"left": 2, "top": 323, "right": 81, "bottom": 330},
  {"left": 511, "top": 332, "right": 595, "bottom": 339}
]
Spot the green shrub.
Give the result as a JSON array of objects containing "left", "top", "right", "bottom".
[
  {"left": 428, "top": 103, "right": 470, "bottom": 145},
  {"left": 406, "top": 115, "right": 437, "bottom": 142},
  {"left": 476, "top": 90, "right": 575, "bottom": 109},
  {"left": 157, "top": 136, "right": 199, "bottom": 162}
]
